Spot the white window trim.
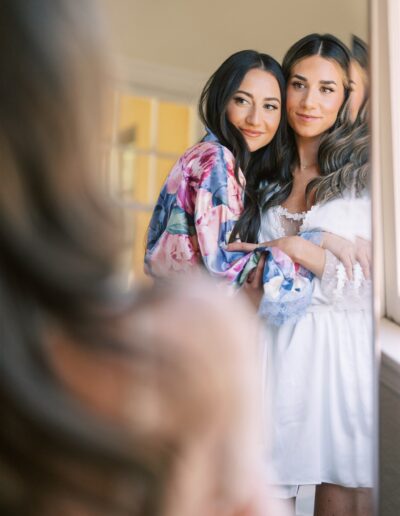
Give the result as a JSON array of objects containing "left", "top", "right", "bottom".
[
  {"left": 374, "top": 0, "right": 400, "bottom": 324},
  {"left": 111, "top": 53, "right": 207, "bottom": 106},
  {"left": 387, "top": 0, "right": 400, "bottom": 303},
  {"left": 370, "top": 0, "right": 400, "bottom": 402},
  {"left": 380, "top": 318, "right": 400, "bottom": 395}
]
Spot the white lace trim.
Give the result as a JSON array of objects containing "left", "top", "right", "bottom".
[
  {"left": 267, "top": 206, "right": 286, "bottom": 238},
  {"left": 298, "top": 204, "right": 320, "bottom": 233},
  {"left": 276, "top": 205, "right": 307, "bottom": 221},
  {"left": 261, "top": 204, "right": 317, "bottom": 240}
]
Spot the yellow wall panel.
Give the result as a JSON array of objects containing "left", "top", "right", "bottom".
[
  {"left": 131, "top": 155, "right": 151, "bottom": 203},
  {"left": 118, "top": 95, "right": 151, "bottom": 150},
  {"left": 157, "top": 101, "right": 190, "bottom": 154}
]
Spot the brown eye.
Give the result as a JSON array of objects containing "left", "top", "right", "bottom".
[
  {"left": 233, "top": 96, "right": 248, "bottom": 105},
  {"left": 292, "top": 81, "right": 305, "bottom": 90}
]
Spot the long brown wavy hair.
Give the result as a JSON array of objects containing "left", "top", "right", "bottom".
[
  {"left": 262, "top": 33, "right": 369, "bottom": 211},
  {"left": 307, "top": 102, "right": 370, "bottom": 202}
]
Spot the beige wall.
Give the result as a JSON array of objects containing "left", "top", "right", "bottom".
[{"left": 98, "top": 0, "right": 368, "bottom": 76}]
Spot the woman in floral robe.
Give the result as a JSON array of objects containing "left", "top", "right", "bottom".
[{"left": 145, "top": 50, "right": 287, "bottom": 286}]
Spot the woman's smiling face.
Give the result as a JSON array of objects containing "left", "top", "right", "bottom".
[
  {"left": 226, "top": 68, "right": 282, "bottom": 152},
  {"left": 286, "top": 55, "right": 347, "bottom": 140}
]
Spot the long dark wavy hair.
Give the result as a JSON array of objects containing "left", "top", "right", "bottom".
[
  {"left": 199, "top": 50, "right": 287, "bottom": 242},
  {"left": 352, "top": 35, "right": 368, "bottom": 72},
  {"left": 263, "top": 33, "right": 368, "bottom": 210}
]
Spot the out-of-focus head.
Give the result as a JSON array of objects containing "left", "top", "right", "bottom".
[
  {"left": 1, "top": 274, "right": 270, "bottom": 516},
  {"left": 59, "top": 278, "right": 264, "bottom": 516},
  {"left": 282, "top": 34, "right": 351, "bottom": 140},
  {"left": 349, "top": 35, "right": 369, "bottom": 122},
  {"left": 199, "top": 50, "right": 287, "bottom": 153}
]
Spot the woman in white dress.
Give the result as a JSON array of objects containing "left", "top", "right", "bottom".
[{"left": 228, "top": 34, "right": 372, "bottom": 515}]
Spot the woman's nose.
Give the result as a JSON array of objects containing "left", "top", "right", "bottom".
[
  {"left": 301, "top": 88, "right": 317, "bottom": 109},
  {"left": 246, "top": 105, "right": 262, "bottom": 125}
]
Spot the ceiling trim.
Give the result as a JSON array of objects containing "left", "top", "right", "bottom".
[{"left": 111, "top": 54, "right": 208, "bottom": 103}]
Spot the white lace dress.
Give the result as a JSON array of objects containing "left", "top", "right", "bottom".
[{"left": 260, "top": 201, "right": 373, "bottom": 498}]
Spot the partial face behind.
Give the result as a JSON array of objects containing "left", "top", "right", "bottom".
[
  {"left": 349, "top": 59, "right": 367, "bottom": 121},
  {"left": 226, "top": 68, "right": 281, "bottom": 152},
  {"left": 286, "top": 55, "right": 347, "bottom": 139}
]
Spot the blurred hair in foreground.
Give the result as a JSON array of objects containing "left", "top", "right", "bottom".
[{"left": 0, "top": 1, "right": 284, "bottom": 515}]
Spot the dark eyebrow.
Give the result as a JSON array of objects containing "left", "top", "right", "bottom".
[
  {"left": 291, "top": 74, "right": 337, "bottom": 86},
  {"left": 235, "top": 89, "right": 281, "bottom": 103},
  {"left": 320, "top": 80, "right": 337, "bottom": 86},
  {"left": 292, "top": 74, "right": 307, "bottom": 81}
]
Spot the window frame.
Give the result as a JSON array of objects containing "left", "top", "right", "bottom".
[{"left": 373, "top": 0, "right": 400, "bottom": 324}]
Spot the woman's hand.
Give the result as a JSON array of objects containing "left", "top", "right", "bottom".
[
  {"left": 321, "top": 233, "right": 371, "bottom": 280},
  {"left": 354, "top": 236, "right": 372, "bottom": 280},
  {"left": 240, "top": 254, "right": 266, "bottom": 310},
  {"left": 228, "top": 236, "right": 326, "bottom": 278},
  {"left": 227, "top": 236, "right": 301, "bottom": 260}
]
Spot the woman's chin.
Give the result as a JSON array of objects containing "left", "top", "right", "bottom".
[
  {"left": 291, "top": 126, "right": 324, "bottom": 139},
  {"left": 247, "top": 141, "right": 269, "bottom": 153}
]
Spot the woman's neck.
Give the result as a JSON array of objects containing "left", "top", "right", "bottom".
[
  {"left": 295, "top": 135, "right": 321, "bottom": 170},
  {"left": 283, "top": 135, "right": 322, "bottom": 213}
]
